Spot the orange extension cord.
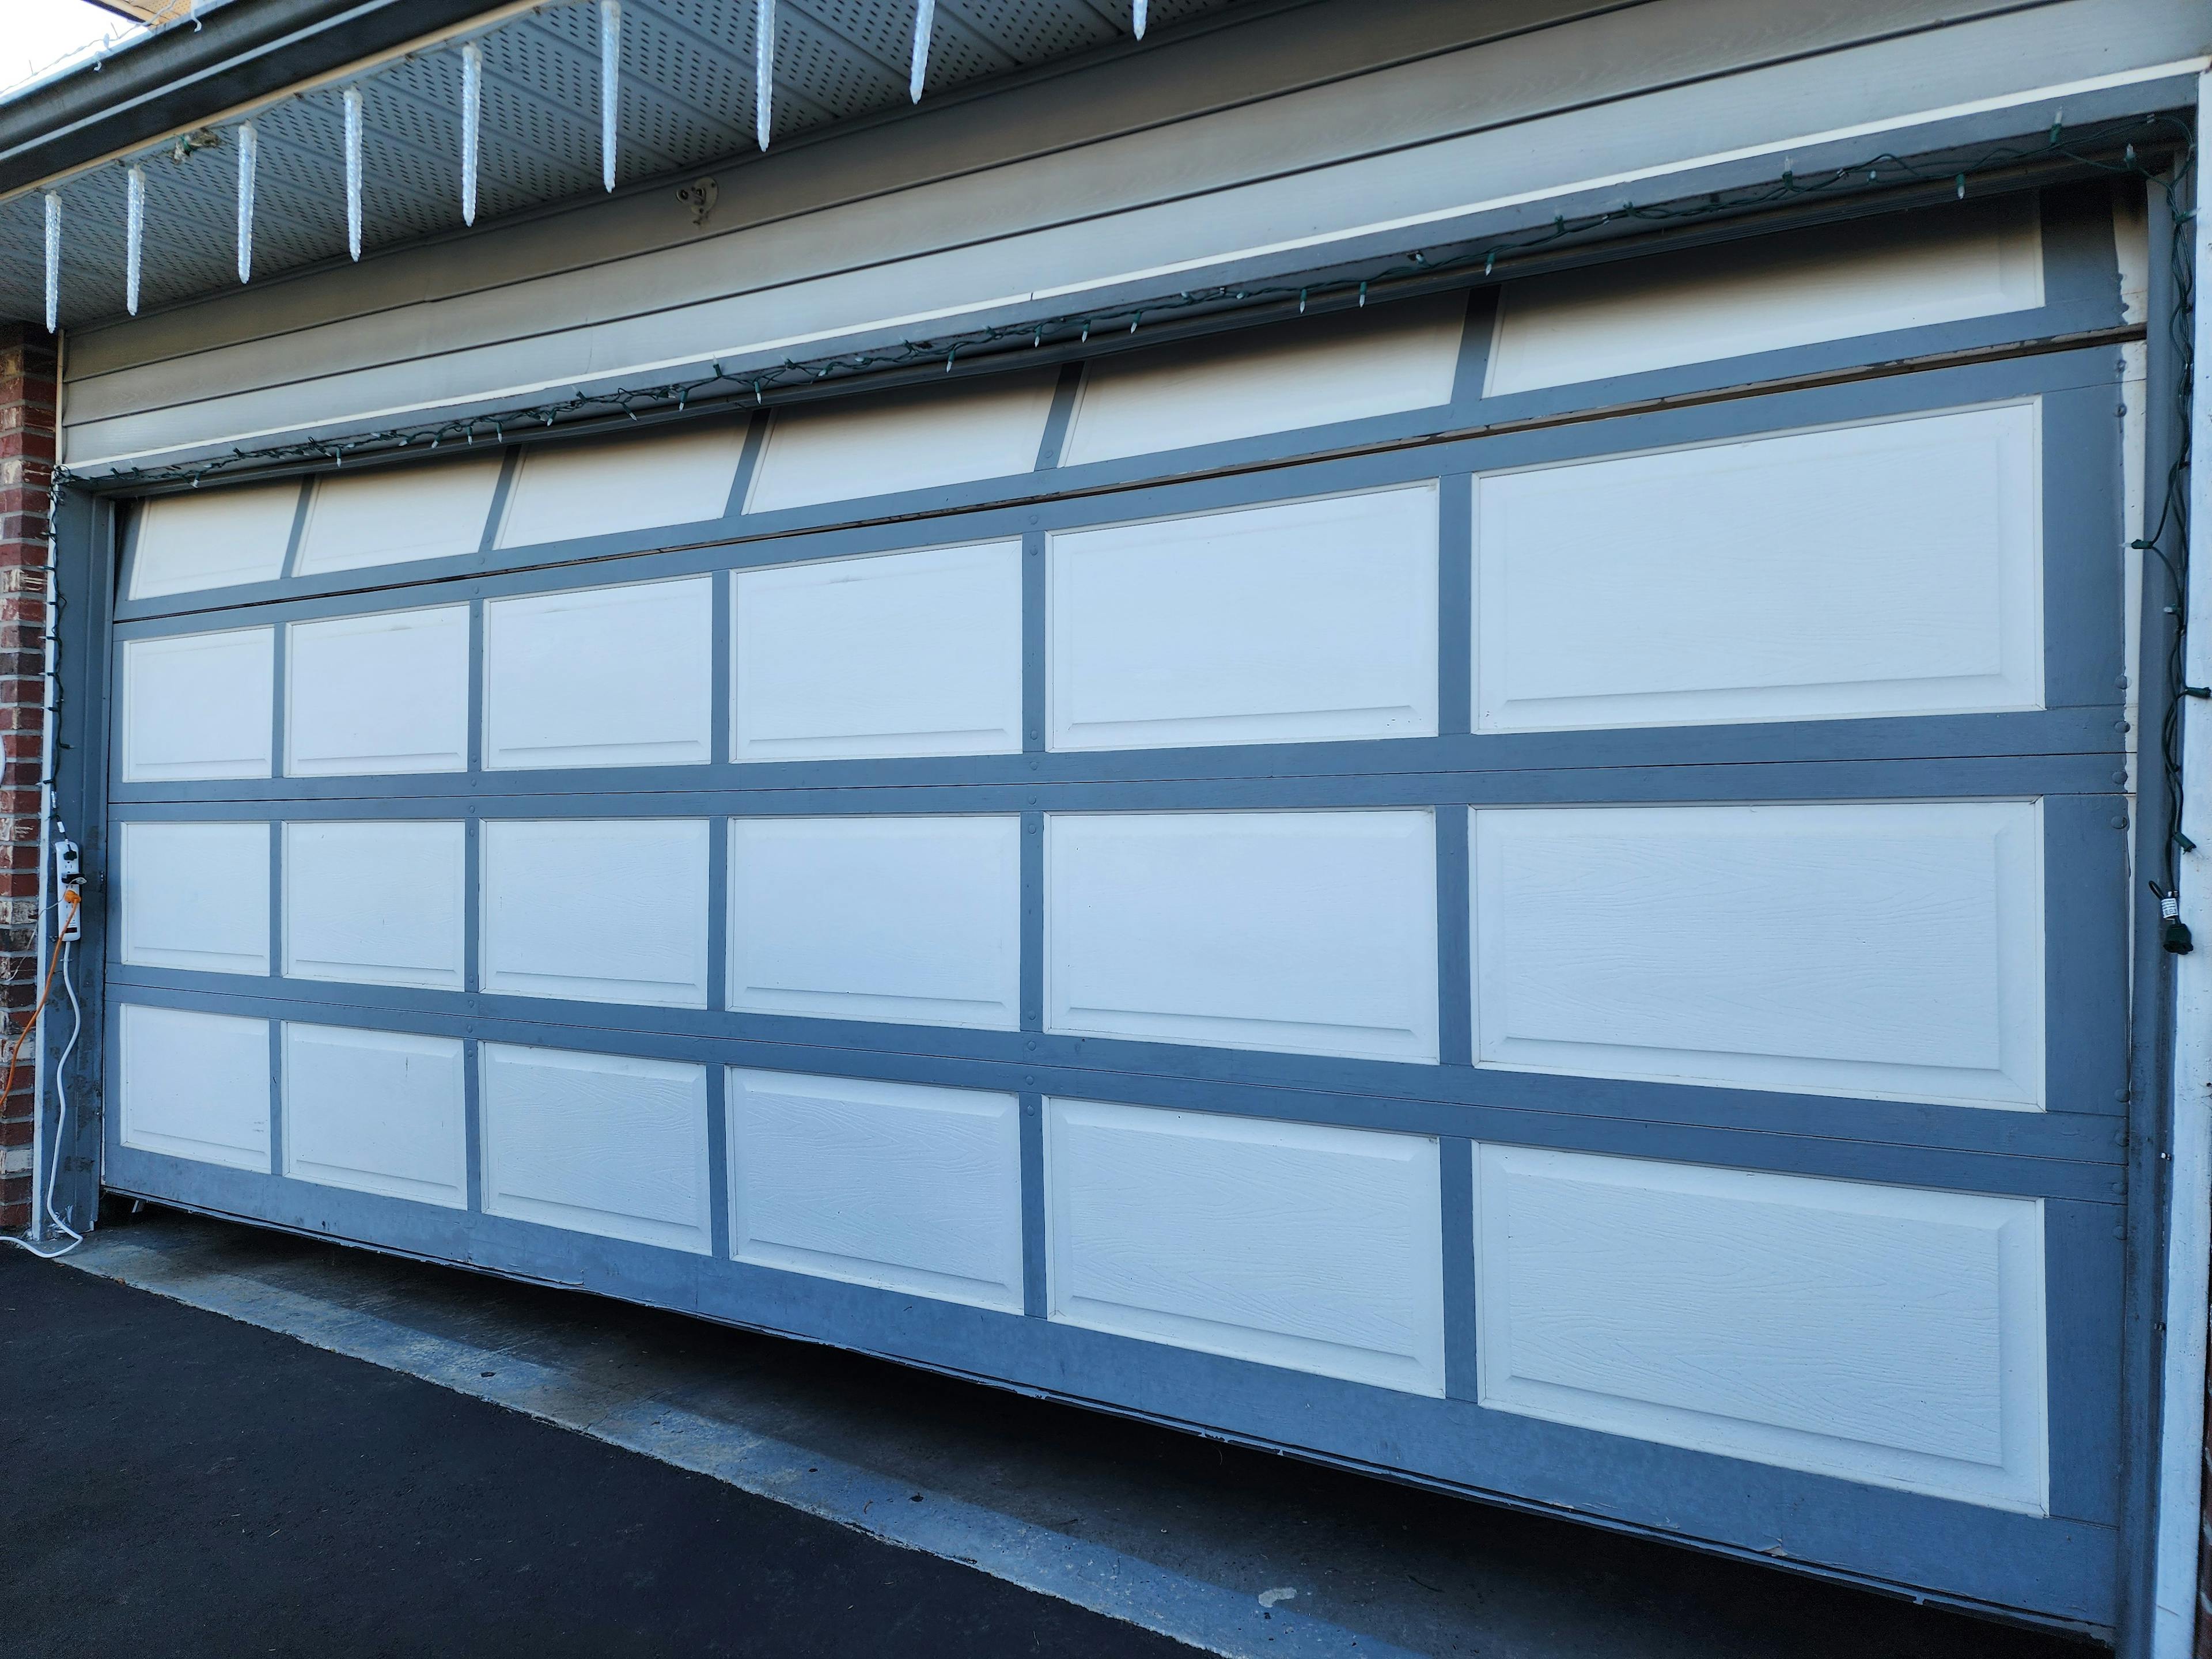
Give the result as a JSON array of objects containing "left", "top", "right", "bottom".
[{"left": 1, "top": 888, "right": 80, "bottom": 1112}]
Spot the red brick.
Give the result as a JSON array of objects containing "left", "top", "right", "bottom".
[{"left": 0, "top": 327, "right": 44, "bottom": 1247}]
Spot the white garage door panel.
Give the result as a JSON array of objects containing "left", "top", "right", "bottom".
[
  {"left": 731, "top": 542, "right": 1023, "bottom": 761},
  {"left": 728, "top": 816, "right": 1020, "bottom": 1028},
  {"left": 1049, "top": 486, "right": 1439, "bottom": 751},
  {"left": 1474, "top": 1145, "right": 2048, "bottom": 1512},
  {"left": 482, "top": 818, "right": 710, "bottom": 1007},
  {"left": 748, "top": 373, "right": 1057, "bottom": 513},
  {"left": 283, "top": 820, "right": 465, "bottom": 991},
  {"left": 295, "top": 455, "right": 503, "bottom": 575},
  {"left": 728, "top": 1069, "right": 1024, "bottom": 1310},
  {"left": 484, "top": 577, "right": 712, "bottom": 770},
  {"left": 1474, "top": 404, "right": 2042, "bottom": 731},
  {"left": 286, "top": 605, "right": 471, "bottom": 776},
  {"left": 129, "top": 483, "right": 296, "bottom": 600},
  {"left": 1063, "top": 295, "right": 1465, "bottom": 467},
  {"left": 118, "top": 820, "right": 270, "bottom": 975},
  {"left": 1047, "top": 809, "right": 1438, "bottom": 1062},
  {"left": 119, "top": 628, "right": 273, "bottom": 782},
  {"left": 1486, "top": 196, "right": 2042, "bottom": 395},
  {"left": 118, "top": 1003, "right": 270, "bottom": 1171},
  {"left": 496, "top": 423, "right": 745, "bottom": 549},
  {"left": 1046, "top": 1100, "right": 1444, "bottom": 1394},
  {"left": 1471, "top": 802, "right": 2044, "bottom": 1108},
  {"left": 282, "top": 1023, "right": 467, "bottom": 1207},
  {"left": 480, "top": 1044, "right": 711, "bottom": 1252}
]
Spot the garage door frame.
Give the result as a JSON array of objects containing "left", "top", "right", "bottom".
[{"left": 58, "top": 180, "right": 2154, "bottom": 1633}]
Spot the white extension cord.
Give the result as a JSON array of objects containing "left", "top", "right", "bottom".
[{"left": 5, "top": 930, "right": 83, "bottom": 1261}]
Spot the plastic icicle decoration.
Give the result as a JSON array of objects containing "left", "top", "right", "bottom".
[
  {"left": 41, "top": 193, "right": 59, "bottom": 334},
  {"left": 460, "top": 42, "right": 482, "bottom": 225},
  {"left": 1132, "top": 0, "right": 1146, "bottom": 38},
  {"left": 124, "top": 162, "right": 145, "bottom": 316},
  {"left": 908, "top": 0, "right": 934, "bottom": 102},
  {"left": 599, "top": 0, "right": 620, "bottom": 191},
  {"left": 235, "top": 120, "right": 257, "bottom": 283},
  {"left": 343, "top": 88, "right": 363, "bottom": 259},
  {"left": 753, "top": 0, "right": 774, "bottom": 150}
]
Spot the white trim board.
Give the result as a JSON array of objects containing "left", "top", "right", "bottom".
[{"left": 2148, "top": 67, "right": 2212, "bottom": 1659}]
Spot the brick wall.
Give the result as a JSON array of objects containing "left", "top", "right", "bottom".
[{"left": 0, "top": 324, "right": 55, "bottom": 1234}]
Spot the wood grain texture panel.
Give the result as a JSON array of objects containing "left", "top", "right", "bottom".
[
  {"left": 732, "top": 542, "right": 1023, "bottom": 762},
  {"left": 282, "top": 1023, "right": 467, "bottom": 1209},
  {"left": 1061, "top": 297, "right": 1464, "bottom": 467},
  {"left": 480, "top": 1043, "right": 712, "bottom": 1253},
  {"left": 128, "top": 484, "right": 295, "bottom": 600},
  {"left": 728, "top": 815, "right": 1021, "bottom": 1029},
  {"left": 283, "top": 820, "right": 465, "bottom": 992},
  {"left": 481, "top": 818, "right": 711, "bottom": 1009},
  {"left": 1046, "top": 1099, "right": 1445, "bottom": 1393},
  {"left": 748, "top": 373, "right": 1058, "bottom": 513},
  {"left": 1473, "top": 403, "right": 2043, "bottom": 731},
  {"left": 1049, "top": 484, "right": 1439, "bottom": 751},
  {"left": 118, "top": 628, "right": 273, "bottom": 783},
  {"left": 117, "top": 820, "right": 270, "bottom": 976},
  {"left": 496, "top": 425, "right": 745, "bottom": 550},
  {"left": 1470, "top": 801, "right": 2046, "bottom": 1108},
  {"left": 117, "top": 1003, "right": 271, "bottom": 1172},
  {"left": 1473, "top": 1143, "right": 2049, "bottom": 1512},
  {"left": 483, "top": 577, "right": 713, "bottom": 771},
  {"left": 287, "top": 604, "right": 471, "bottom": 777},
  {"left": 728, "top": 1069, "right": 1024, "bottom": 1310},
  {"left": 1046, "top": 809, "right": 1439, "bottom": 1062},
  {"left": 296, "top": 455, "right": 504, "bottom": 576},
  {"left": 1486, "top": 195, "right": 2044, "bottom": 394}
]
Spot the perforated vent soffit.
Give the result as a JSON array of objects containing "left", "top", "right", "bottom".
[{"left": 0, "top": 0, "right": 1250, "bottom": 329}]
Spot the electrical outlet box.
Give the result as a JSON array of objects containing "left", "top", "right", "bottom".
[{"left": 53, "top": 839, "right": 81, "bottom": 941}]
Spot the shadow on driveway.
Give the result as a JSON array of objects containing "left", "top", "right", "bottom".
[{"left": 1, "top": 1245, "right": 1195, "bottom": 1658}]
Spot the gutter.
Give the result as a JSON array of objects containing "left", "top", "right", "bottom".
[{"left": 0, "top": 0, "right": 512, "bottom": 198}]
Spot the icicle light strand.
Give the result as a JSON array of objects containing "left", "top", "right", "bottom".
[
  {"left": 461, "top": 42, "right": 482, "bottom": 225},
  {"left": 754, "top": 0, "right": 774, "bottom": 150},
  {"left": 41, "top": 194, "right": 60, "bottom": 334},
  {"left": 600, "top": 0, "right": 621, "bottom": 190},
  {"left": 1133, "top": 0, "right": 1146, "bottom": 39},
  {"left": 909, "top": 0, "right": 934, "bottom": 103},
  {"left": 124, "top": 162, "right": 145, "bottom": 316},
  {"left": 235, "top": 120, "right": 257, "bottom": 283},
  {"left": 342, "top": 88, "right": 364, "bottom": 259}
]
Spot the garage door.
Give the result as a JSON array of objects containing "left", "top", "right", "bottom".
[{"left": 94, "top": 183, "right": 2133, "bottom": 1629}]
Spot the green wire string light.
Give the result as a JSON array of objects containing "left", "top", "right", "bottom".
[
  {"left": 60, "top": 113, "right": 2184, "bottom": 497},
  {"left": 2127, "top": 118, "right": 2199, "bottom": 952}
]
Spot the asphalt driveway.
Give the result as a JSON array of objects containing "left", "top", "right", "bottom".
[{"left": 0, "top": 1245, "right": 1194, "bottom": 1658}]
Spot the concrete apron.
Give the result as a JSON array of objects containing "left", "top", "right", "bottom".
[
  {"left": 59, "top": 1210, "right": 1432, "bottom": 1658},
  {"left": 56, "top": 1207, "right": 2073, "bottom": 1659}
]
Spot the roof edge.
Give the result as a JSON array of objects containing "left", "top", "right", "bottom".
[{"left": 0, "top": 0, "right": 509, "bottom": 197}]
